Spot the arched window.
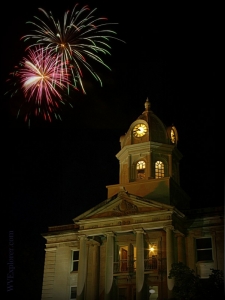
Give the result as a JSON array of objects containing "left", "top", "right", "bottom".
[
  {"left": 136, "top": 160, "right": 146, "bottom": 179},
  {"left": 155, "top": 161, "right": 164, "bottom": 178}
]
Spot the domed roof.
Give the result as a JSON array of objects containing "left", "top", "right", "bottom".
[
  {"left": 119, "top": 99, "right": 178, "bottom": 149},
  {"left": 137, "top": 98, "right": 168, "bottom": 143}
]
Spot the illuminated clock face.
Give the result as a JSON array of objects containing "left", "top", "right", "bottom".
[
  {"left": 171, "top": 129, "right": 176, "bottom": 143},
  {"left": 133, "top": 123, "right": 148, "bottom": 137}
]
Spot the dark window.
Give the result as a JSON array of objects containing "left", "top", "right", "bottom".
[
  {"left": 196, "top": 238, "right": 212, "bottom": 261},
  {"left": 71, "top": 287, "right": 77, "bottom": 299},
  {"left": 72, "top": 251, "right": 79, "bottom": 271}
]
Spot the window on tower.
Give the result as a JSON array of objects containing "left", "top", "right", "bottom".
[
  {"left": 136, "top": 160, "right": 146, "bottom": 179},
  {"left": 155, "top": 161, "right": 164, "bottom": 178}
]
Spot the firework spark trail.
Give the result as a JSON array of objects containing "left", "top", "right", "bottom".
[
  {"left": 12, "top": 47, "right": 73, "bottom": 122},
  {"left": 21, "top": 4, "right": 125, "bottom": 93}
]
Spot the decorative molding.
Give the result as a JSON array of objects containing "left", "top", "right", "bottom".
[
  {"left": 87, "top": 236, "right": 101, "bottom": 246},
  {"left": 45, "top": 247, "right": 57, "bottom": 252},
  {"left": 104, "top": 231, "right": 116, "bottom": 238},
  {"left": 174, "top": 231, "right": 185, "bottom": 238},
  {"left": 133, "top": 228, "right": 146, "bottom": 234},
  {"left": 163, "top": 225, "right": 174, "bottom": 232},
  {"left": 113, "top": 199, "right": 138, "bottom": 215},
  {"left": 78, "top": 234, "right": 87, "bottom": 241}
]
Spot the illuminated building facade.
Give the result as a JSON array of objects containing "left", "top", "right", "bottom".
[{"left": 41, "top": 99, "right": 224, "bottom": 300}]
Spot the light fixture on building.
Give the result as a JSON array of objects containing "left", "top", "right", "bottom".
[{"left": 149, "top": 244, "right": 154, "bottom": 252}]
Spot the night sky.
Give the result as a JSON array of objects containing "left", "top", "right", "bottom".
[{"left": 3, "top": 1, "right": 216, "bottom": 299}]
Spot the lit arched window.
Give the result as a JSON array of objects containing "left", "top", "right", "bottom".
[
  {"left": 136, "top": 160, "right": 146, "bottom": 179},
  {"left": 155, "top": 161, "right": 164, "bottom": 178}
]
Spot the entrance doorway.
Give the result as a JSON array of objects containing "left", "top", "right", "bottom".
[{"left": 118, "top": 286, "right": 136, "bottom": 300}]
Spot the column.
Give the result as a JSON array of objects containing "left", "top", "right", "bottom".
[
  {"left": 91, "top": 241, "right": 100, "bottom": 300},
  {"left": 129, "top": 154, "right": 132, "bottom": 182},
  {"left": 105, "top": 232, "right": 115, "bottom": 300},
  {"left": 177, "top": 162, "right": 180, "bottom": 185},
  {"left": 42, "top": 248, "right": 56, "bottom": 300},
  {"left": 175, "top": 232, "right": 185, "bottom": 264},
  {"left": 149, "top": 151, "right": 153, "bottom": 179},
  {"left": 119, "top": 161, "right": 122, "bottom": 183},
  {"left": 168, "top": 154, "right": 172, "bottom": 177},
  {"left": 77, "top": 235, "right": 87, "bottom": 300},
  {"left": 186, "top": 233, "right": 196, "bottom": 270},
  {"left": 165, "top": 226, "right": 175, "bottom": 299},
  {"left": 135, "top": 229, "right": 145, "bottom": 300}
]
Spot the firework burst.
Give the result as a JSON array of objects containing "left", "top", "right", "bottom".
[
  {"left": 21, "top": 4, "right": 124, "bottom": 93},
  {"left": 9, "top": 47, "right": 73, "bottom": 122}
]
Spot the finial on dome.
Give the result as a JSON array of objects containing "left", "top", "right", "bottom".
[{"left": 144, "top": 98, "right": 151, "bottom": 111}]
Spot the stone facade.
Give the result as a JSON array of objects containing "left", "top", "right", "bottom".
[{"left": 41, "top": 100, "right": 224, "bottom": 300}]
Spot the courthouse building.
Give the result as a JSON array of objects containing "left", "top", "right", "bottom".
[{"left": 41, "top": 99, "right": 224, "bottom": 300}]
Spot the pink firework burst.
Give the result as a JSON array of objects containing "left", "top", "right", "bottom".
[
  {"left": 14, "top": 47, "right": 74, "bottom": 122},
  {"left": 21, "top": 4, "right": 125, "bottom": 94}
]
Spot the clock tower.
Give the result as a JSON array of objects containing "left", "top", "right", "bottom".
[
  {"left": 107, "top": 98, "right": 190, "bottom": 210},
  {"left": 41, "top": 98, "right": 223, "bottom": 300}
]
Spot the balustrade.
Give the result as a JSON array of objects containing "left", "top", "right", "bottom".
[{"left": 113, "top": 257, "right": 158, "bottom": 273}]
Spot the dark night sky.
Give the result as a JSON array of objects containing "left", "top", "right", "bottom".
[{"left": 2, "top": 1, "right": 217, "bottom": 299}]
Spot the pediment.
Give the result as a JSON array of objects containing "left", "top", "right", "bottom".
[{"left": 73, "top": 187, "right": 174, "bottom": 222}]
